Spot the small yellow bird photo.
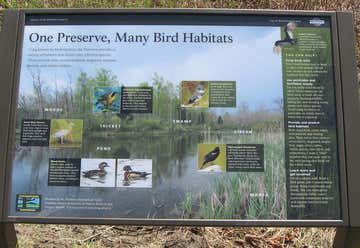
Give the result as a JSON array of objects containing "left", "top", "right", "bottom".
[{"left": 93, "top": 86, "right": 121, "bottom": 113}]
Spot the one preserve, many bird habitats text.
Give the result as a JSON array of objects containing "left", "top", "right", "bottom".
[{"left": 28, "top": 32, "right": 234, "bottom": 45}]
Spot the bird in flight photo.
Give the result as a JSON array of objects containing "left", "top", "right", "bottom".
[{"left": 273, "top": 22, "right": 298, "bottom": 54}]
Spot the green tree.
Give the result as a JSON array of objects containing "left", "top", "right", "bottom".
[{"left": 92, "top": 68, "right": 118, "bottom": 86}]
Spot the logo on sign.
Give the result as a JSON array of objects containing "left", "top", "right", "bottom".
[
  {"left": 16, "top": 194, "right": 41, "bottom": 212},
  {"left": 309, "top": 18, "right": 325, "bottom": 26}
]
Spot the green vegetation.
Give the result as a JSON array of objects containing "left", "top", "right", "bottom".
[
  {"left": 181, "top": 192, "right": 193, "bottom": 218},
  {"left": 17, "top": 68, "right": 284, "bottom": 134},
  {"left": 186, "top": 131, "right": 286, "bottom": 220}
]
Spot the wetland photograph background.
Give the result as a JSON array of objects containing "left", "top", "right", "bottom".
[{"left": 10, "top": 24, "right": 286, "bottom": 220}]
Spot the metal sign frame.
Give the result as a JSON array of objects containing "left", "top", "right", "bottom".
[{"left": 0, "top": 9, "right": 358, "bottom": 227}]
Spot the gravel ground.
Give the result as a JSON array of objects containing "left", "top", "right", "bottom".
[{"left": 16, "top": 224, "right": 336, "bottom": 248}]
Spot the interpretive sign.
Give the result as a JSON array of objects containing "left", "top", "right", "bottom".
[{"left": 0, "top": 9, "right": 358, "bottom": 227}]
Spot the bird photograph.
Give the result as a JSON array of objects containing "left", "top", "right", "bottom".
[
  {"left": 273, "top": 22, "right": 298, "bottom": 54},
  {"left": 181, "top": 81, "right": 209, "bottom": 108},
  {"left": 49, "top": 119, "right": 83, "bottom": 148},
  {"left": 198, "top": 144, "right": 226, "bottom": 172},
  {"left": 117, "top": 159, "right": 152, "bottom": 188},
  {"left": 52, "top": 122, "right": 74, "bottom": 144},
  {"left": 80, "top": 159, "right": 116, "bottom": 187},
  {"left": 82, "top": 162, "right": 109, "bottom": 179},
  {"left": 93, "top": 86, "right": 121, "bottom": 113}
]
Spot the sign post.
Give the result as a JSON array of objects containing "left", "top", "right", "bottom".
[
  {"left": 332, "top": 11, "right": 360, "bottom": 248},
  {"left": 0, "top": 9, "right": 358, "bottom": 247},
  {"left": 0, "top": 224, "right": 17, "bottom": 248},
  {"left": 0, "top": 9, "right": 20, "bottom": 248},
  {"left": 334, "top": 228, "right": 360, "bottom": 248}
]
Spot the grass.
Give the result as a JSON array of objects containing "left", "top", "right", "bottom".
[
  {"left": 195, "top": 131, "right": 286, "bottom": 220},
  {"left": 181, "top": 192, "right": 193, "bottom": 218}
]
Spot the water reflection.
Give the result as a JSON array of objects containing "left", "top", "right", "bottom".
[{"left": 10, "top": 131, "right": 272, "bottom": 219}]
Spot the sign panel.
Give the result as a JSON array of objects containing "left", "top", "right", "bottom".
[{"left": 5, "top": 12, "right": 344, "bottom": 223}]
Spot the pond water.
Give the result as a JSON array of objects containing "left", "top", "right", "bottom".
[{"left": 9, "top": 130, "right": 284, "bottom": 219}]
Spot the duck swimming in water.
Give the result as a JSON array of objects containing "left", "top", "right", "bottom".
[
  {"left": 82, "top": 162, "right": 109, "bottom": 179},
  {"left": 273, "top": 22, "right": 298, "bottom": 54},
  {"left": 123, "top": 165, "right": 151, "bottom": 181}
]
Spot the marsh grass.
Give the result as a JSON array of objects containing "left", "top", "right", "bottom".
[
  {"left": 181, "top": 192, "right": 193, "bottom": 218},
  {"left": 192, "top": 130, "right": 286, "bottom": 219}
]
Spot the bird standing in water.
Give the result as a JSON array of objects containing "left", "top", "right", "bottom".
[
  {"left": 188, "top": 84, "right": 206, "bottom": 106},
  {"left": 201, "top": 146, "right": 220, "bottom": 169},
  {"left": 96, "top": 91, "right": 118, "bottom": 111},
  {"left": 52, "top": 122, "right": 74, "bottom": 144},
  {"left": 273, "top": 22, "right": 297, "bottom": 54},
  {"left": 82, "top": 162, "right": 110, "bottom": 179}
]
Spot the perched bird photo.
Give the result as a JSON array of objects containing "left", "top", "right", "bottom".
[
  {"left": 273, "top": 22, "right": 298, "bottom": 54},
  {"left": 96, "top": 91, "right": 117, "bottom": 109},
  {"left": 181, "top": 81, "right": 209, "bottom": 108},
  {"left": 93, "top": 86, "right": 121, "bottom": 113},
  {"left": 82, "top": 162, "right": 110, "bottom": 179},
  {"left": 201, "top": 146, "right": 220, "bottom": 169},
  {"left": 188, "top": 84, "right": 206, "bottom": 105}
]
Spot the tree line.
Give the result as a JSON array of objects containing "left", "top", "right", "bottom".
[{"left": 17, "top": 68, "right": 283, "bottom": 132}]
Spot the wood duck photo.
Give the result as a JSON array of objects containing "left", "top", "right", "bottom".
[
  {"left": 80, "top": 159, "right": 116, "bottom": 187},
  {"left": 117, "top": 159, "right": 152, "bottom": 188},
  {"left": 82, "top": 162, "right": 109, "bottom": 179}
]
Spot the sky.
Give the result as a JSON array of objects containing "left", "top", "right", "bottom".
[{"left": 19, "top": 24, "right": 282, "bottom": 111}]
